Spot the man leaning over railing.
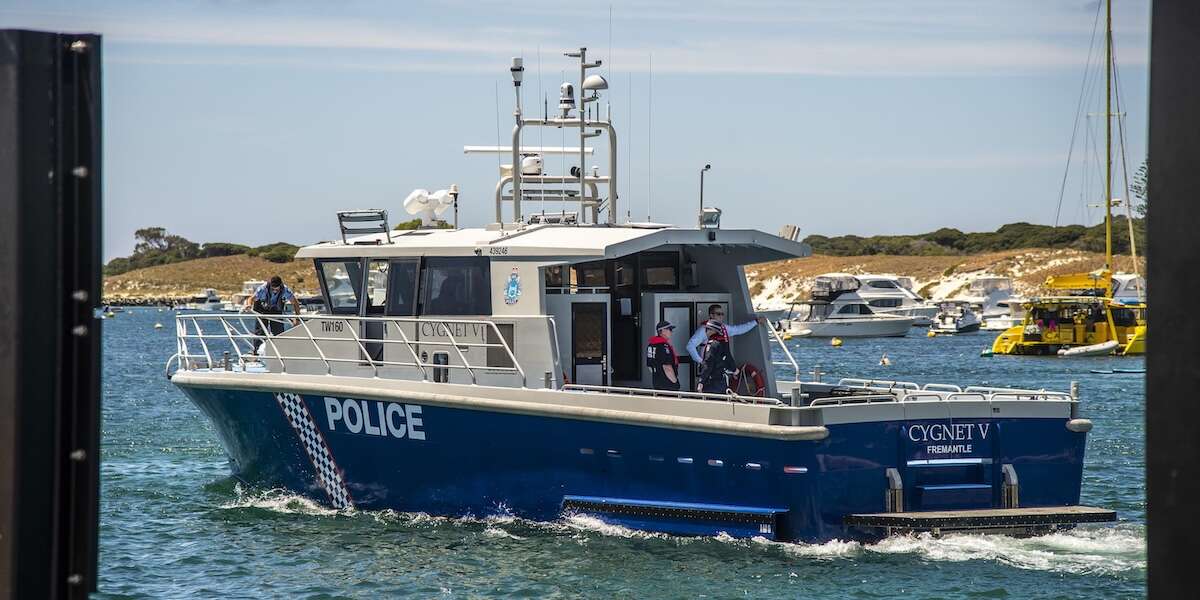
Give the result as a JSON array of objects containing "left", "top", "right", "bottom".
[{"left": 242, "top": 275, "right": 302, "bottom": 353}]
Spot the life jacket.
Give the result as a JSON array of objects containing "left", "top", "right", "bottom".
[
  {"left": 254, "top": 285, "right": 287, "bottom": 314},
  {"left": 647, "top": 335, "right": 679, "bottom": 367}
]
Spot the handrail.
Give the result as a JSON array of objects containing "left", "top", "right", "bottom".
[
  {"left": 172, "top": 312, "right": 536, "bottom": 388},
  {"left": 766, "top": 324, "right": 801, "bottom": 382},
  {"left": 809, "top": 394, "right": 897, "bottom": 407},
  {"left": 562, "top": 383, "right": 783, "bottom": 406},
  {"left": 838, "top": 378, "right": 921, "bottom": 391}
]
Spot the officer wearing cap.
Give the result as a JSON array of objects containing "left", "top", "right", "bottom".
[{"left": 645, "top": 320, "right": 680, "bottom": 391}]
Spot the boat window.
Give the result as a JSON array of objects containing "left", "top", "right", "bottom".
[
  {"left": 419, "top": 257, "right": 491, "bottom": 315},
  {"left": 386, "top": 259, "right": 420, "bottom": 316},
  {"left": 867, "top": 280, "right": 898, "bottom": 289},
  {"left": 574, "top": 262, "right": 607, "bottom": 289},
  {"left": 640, "top": 252, "right": 679, "bottom": 289},
  {"left": 318, "top": 259, "right": 364, "bottom": 315},
  {"left": 868, "top": 298, "right": 902, "bottom": 308},
  {"left": 838, "top": 304, "right": 860, "bottom": 315},
  {"left": 363, "top": 260, "right": 389, "bottom": 315},
  {"left": 544, "top": 265, "right": 565, "bottom": 293},
  {"left": 1111, "top": 307, "right": 1138, "bottom": 327}
]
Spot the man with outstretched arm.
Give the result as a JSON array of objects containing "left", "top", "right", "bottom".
[{"left": 686, "top": 303, "right": 766, "bottom": 363}]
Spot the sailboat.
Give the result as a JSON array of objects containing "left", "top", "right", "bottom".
[{"left": 991, "top": 0, "right": 1146, "bottom": 357}]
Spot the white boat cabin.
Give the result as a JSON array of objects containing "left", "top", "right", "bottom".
[{"left": 291, "top": 222, "right": 808, "bottom": 395}]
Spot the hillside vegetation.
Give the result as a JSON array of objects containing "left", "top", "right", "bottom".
[
  {"left": 804, "top": 217, "right": 1144, "bottom": 256},
  {"left": 104, "top": 227, "right": 300, "bottom": 276},
  {"left": 104, "top": 255, "right": 316, "bottom": 301}
]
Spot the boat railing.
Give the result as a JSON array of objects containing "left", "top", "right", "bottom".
[
  {"left": 834, "top": 379, "right": 1073, "bottom": 403},
  {"left": 837, "top": 378, "right": 922, "bottom": 391},
  {"left": 170, "top": 312, "right": 542, "bottom": 387},
  {"left": 766, "top": 324, "right": 801, "bottom": 382},
  {"left": 808, "top": 394, "right": 900, "bottom": 407},
  {"left": 545, "top": 285, "right": 611, "bottom": 295},
  {"left": 562, "top": 383, "right": 783, "bottom": 406},
  {"left": 963, "top": 386, "right": 1073, "bottom": 401}
]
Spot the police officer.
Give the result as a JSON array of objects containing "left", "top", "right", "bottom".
[
  {"left": 646, "top": 320, "right": 680, "bottom": 391},
  {"left": 243, "top": 275, "right": 302, "bottom": 352},
  {"left": 697, "top": 320, "right": 737, "bottom": 394}
]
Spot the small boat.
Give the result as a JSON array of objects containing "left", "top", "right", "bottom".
[
  {"left": 1058, "top": 340, "right": 1120, "bottom": 357},
  {"left": 929, "top": 301, "right": 982, "bottom": 335},
  {"left": 778, "top": 275, "right": 914, "bottom": 338}
]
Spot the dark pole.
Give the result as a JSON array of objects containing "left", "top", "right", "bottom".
[
  {"left": 1147, "top": 2, "right": 1200, "bottom": 597},
  {"left": 0, "top": 29, "right": 103, "bottom": 600},
  {"left": 699, "top": 164, "right": 711, "bottom": 221}
]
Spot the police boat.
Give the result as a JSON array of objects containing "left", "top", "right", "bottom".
[{"left": 168, "top": 49, "right": 1114, "bottom": 542}]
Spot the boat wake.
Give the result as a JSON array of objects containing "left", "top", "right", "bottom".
[
  {"left": 865, "top": 525, "right": 1145, "bottom": 575},
  {"left": 213, "top": 486, "right": 1144, "bottom": 575}
]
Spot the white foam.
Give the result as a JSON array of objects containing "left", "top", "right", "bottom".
[
  {"left": 219, "top": 485, "right": 344, "bottom": 517},
  {"left": 866, "top": 525, "right": 1145, "bottom": 575},
  {"left": 482, "top": 525, "right": 526, "bottom": 540}
]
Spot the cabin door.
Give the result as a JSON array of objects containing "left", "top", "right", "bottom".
[
  {"left": 572, "top": 302, "right": 609, "bottom": 385},
  {"left": 660, "top": 302, "right": 694, "bottom": 389},
  {"left": 360, "top": 259, "right": 390, "bottom": 362}
]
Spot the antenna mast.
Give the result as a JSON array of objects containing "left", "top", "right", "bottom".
[{"left": 1104, "top": 0, "right": 1113, "bottom": 271}]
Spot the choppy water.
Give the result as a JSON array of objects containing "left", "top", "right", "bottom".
[{"left": 97, "top": 309, "right": 1145, "bottom": 599}]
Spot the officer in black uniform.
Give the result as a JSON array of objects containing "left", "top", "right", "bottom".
[
  {"left": 697, "top": 320, "right": 737, "bottom": 394},
  {"left": 645, "top": 320, "right": 680, "bottom": 391}
]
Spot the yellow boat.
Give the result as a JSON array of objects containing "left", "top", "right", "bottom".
[
  {"left": 991, "top": 295, "right": 1145, "bottom": 356},
  {"left": 990, "top": 0, "right": 1145, "bottom": 357}
]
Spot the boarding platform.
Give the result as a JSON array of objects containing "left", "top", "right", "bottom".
[{"left": 845, "top": 506, "right": 1116, "bottom": 536}]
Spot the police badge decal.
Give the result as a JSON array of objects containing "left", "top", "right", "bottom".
[{"left": 504, "top": 268, "right": 521, "bottom": 305}]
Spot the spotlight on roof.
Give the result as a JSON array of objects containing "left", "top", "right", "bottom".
[{"left": 699, "top": 207, "right": 722, "bottom": 230}]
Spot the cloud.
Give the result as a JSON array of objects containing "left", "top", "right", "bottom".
[{"left": 1, "top": 0, "right": 1149, "bottom": 76}]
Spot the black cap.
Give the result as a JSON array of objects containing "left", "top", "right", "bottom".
[
  {"left": 655, "top": 320, "right": 675, "bottom": 331},
  {"left": 269, "top": 275, "right": 283, "bottom": 287}
]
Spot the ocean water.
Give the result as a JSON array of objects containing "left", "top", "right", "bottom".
[{"left": 96, "top": 309, "right": 1146, "bottom": 599}]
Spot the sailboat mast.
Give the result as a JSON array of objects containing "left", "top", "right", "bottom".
[{"left": 1104, "top": 0, "right": 1113, "bottom": 271}]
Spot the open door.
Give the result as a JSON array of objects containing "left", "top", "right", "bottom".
[{"left": 572, "top": 302, "right": 608, "bottom": 385}]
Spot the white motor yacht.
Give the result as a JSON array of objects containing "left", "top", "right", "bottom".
[
  {"left": 929, "top": 301, "right": 982, "bottom": 335},
  {"left": 853, "top": 274, "right": 937, "bottom": 326},
  {"left": 957, "top": 276, "right": 1024, "bottom": 330},
  {"left": 182, "top": 288, "right": 225, "bottom": 312},
  {"left": 221, "top": 280, "right": 267, "bottom": 312},
  {"left": 981, "top": 299, "right": 1025, "bottom": 331},
  {"left": 778, "top": 274, "right": 913, "bottom": 337}
]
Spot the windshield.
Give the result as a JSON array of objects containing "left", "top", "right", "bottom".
[{"left": 319, "top": 259, "right": 364, "bottom": 314}]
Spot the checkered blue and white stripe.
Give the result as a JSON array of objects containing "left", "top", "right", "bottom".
[{"left": 273, "top": 392, "right": 354, "bottom": 509}]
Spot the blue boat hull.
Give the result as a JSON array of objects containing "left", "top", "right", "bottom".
[{"left": 179, "top": 385, "right": 1088, "bottom": 542}]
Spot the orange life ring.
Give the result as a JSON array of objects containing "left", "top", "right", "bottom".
[{"left": 730, "top": 363, "right": 767, "bottom": 397}]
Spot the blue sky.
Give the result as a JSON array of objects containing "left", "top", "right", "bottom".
[{"left": 1, "top": 0, "right": 1150, "bottom": 259}]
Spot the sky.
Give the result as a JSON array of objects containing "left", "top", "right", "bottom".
[{"left": 1, "top": 0, "right": 1151, "bottom": 260}]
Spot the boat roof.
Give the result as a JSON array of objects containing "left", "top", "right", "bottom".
[{"left": 296, "top": 223, "right": 811, "bottom": 263}]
